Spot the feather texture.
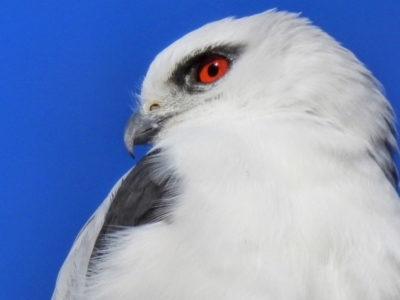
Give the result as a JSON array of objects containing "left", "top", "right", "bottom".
[{"left": 53, "top": 10, "right": 399, "bottom": 300}]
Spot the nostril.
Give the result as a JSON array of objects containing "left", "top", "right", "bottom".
[{"left": 149, "top": 103, "right": 160, "bottom": 111}]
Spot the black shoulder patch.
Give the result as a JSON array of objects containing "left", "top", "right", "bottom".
[
  {"left": 368, "top": 142, "right": 398, "bottom": 189},
  {"left": 89, "top": 149, "right": 178, "bottom": 266}
]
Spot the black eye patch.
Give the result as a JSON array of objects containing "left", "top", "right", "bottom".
[{"left": 169, "top": 44, "right": 245, "bottom": 94}]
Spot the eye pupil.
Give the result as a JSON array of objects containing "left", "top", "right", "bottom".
[{"left": 208, "top": 63, "right": 219, "bottom": 77}]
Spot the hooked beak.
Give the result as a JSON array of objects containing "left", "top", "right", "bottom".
[{"left": 124, "top": 111, "right": 168, "bottom": 157}]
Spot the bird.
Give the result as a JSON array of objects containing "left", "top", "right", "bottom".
[{"left": 52, "top": 9, "right": 400, "bottom": 300}]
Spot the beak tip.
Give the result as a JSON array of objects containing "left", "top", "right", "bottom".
[
  {"left": 124, "top": 140, "right": 135, "bottom": 158},
  {"left": 128, "top": 148, "right": 135, "bottom": 159},
  {"left": 124, "top": 110, "right": 163, "bottom": 159},
  {"left": 124, "top": 136, "right": 135, "bottom": 159}
]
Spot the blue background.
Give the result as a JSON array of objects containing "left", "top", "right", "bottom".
[{"left": 1, "top": 0, "right": 399, "bottom": 299}]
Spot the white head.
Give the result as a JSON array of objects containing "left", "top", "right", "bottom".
[{"left": 124, "top": 10, "right": 397, "bottom": 186}]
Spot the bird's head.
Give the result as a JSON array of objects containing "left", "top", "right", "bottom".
[{"left": 124, "top": 10, "right": 396, "bottom": 184}]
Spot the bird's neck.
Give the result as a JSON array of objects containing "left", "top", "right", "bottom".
[{"left": 154, "top": 114, "right": 400, "bottom": 298}]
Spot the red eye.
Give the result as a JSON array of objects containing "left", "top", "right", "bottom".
[{"left": 197, "top": 55, "right": 229, "bottom": 84}]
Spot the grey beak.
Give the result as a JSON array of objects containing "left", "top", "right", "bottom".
[{"left": 124, "top": 111, "right": 163, "bottom": 157}]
